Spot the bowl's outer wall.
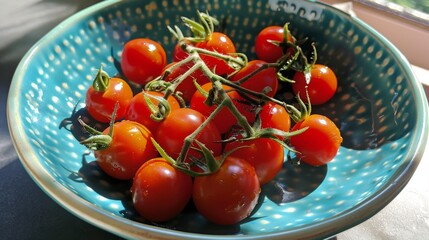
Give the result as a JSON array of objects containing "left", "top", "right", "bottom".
[{"left": 7, "top": 0, "right": 428, "bottom": 239}]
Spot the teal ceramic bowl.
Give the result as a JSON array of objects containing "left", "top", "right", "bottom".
[{"left": 7, "top": 0, "right": 428, "bottom": 239}]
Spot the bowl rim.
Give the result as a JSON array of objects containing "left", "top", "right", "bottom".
[{"left": 6, "top": 0, "right": 429, "bottom": 239}]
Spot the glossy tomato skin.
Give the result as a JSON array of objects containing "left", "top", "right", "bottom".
[
  {"left": 290, "top": 114, "right": 342, "bottom": 166},
  {"left": 85, "top": 77, "right": 133, "bottom": 123},
  {"left": 224, "top": 137, "right": 284, "bottom": 185},
  {"left": 125, "top": 90, "right": 180, "bottom": 134},
  {"left": 260, "top": 102, "right": 291, "bottom": 138},
  {"left": 155, "top": 108, "right": 222, "bottom": 161},
  {"left": 255, "top": 25, "right": 295, "bottom": 63},
  {"left": 189, "top": 82, "right": 238, "bottom": 134},
  {"left": 230, "top": 60, "right": 278, "bottom": 98},
  {"left": 173, "top": 41, "right": 192, "bottom": 62},
  {"left": 121, "top": 38, "right": 167, "bottom": 85},
  {"left": 196, "top": 32, "right": 236, "bottom": 76},
  {"left": 193, "top": 156, "right": 260, "bottom": 225},
  {"left": 95, "top": 120, "right": 158, "bottom": 180},
  {"left": 132, "top": 158, "right": 193, "bottom": 222},
  {"left": 293, "top": 64, "right": 338, "bottom": 105}
]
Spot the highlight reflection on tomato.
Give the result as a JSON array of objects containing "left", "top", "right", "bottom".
[
  {"left": 132, "top": 158, "right": 193, "bottom": 222},
  {"left": 192, "top": 156, "right": 260, "bottom": 225},
  {"left": 290, "top": 114, "right": 342, "bottom": 166},
  {"left": 94, "top": 120, "right": 158, "bottom": 180}
]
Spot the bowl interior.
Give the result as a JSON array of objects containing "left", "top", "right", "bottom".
[{"left": 8, "top": 0, "right": 427, "bottom": 239}]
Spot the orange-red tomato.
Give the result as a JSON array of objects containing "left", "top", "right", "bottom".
[
  {"left": 290, "top": 114, "right": 342, "bottom": 166},
  {"left": 230, "top": 60, "right": 278, "bottom": 98},
  {"left": 196, "top": 32, "right": 237, "bottom": 77},
  {"left": 125, "top": 90, "right": 181, "bottom": 134},
  {"left": 121, "top": 38, "right": 167, "bottom": 85},
  {"left": 132, "top": 158, "right": 193, "bottom": 222},
  {"left": 95, "top": 120, "right": 158, "bottom": 180},
  {"left": 85, "top": 77, "right": 133, "bottom": 123},
  {"left": 163, "top": 62, "right": 211, "bottom": 103},
  {"left": 224, "top": 137, "right": 284, "bottom": 185},
  {"left": 293, "top": 64, "right": 338, "bottom": 105},
  {"left": 192, "top": 156, "right": 260, "bottom": 225},
  {"left": 189, "top": 82, "right": 238, "bottom": 134},
  {"left": 255, "top": 25, "right": 295, "bottom": 63},
  {"left": 260, "top": 102, "right": 291, "bottom": 138},
  {"left": 155, "top": 108, "right": 222, "bottom": 163}
]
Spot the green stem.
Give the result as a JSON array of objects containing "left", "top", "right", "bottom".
[
  {"left": 212, "top": 81, "right": 255, "bottom": 136},
  {"left": 235, "top": 62, "right": 279, "bottom": 85},
  {"left": 190, "top": 45, "right": 246, "bottom": 69}
]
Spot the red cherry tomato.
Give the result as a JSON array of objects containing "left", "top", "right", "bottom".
[
  {"left": 192, "top": 156, "right": 260, "bottom": 225},
  {"left": 155, "top": 108, "right": 222, "bottom": 163},
  {"left": 85, "top": 77, "right": 133, "bottom": 123},
  {"left": 196, "top": 32, "right": 236, "bottom": 76},
  {"left": 189, "top": 82, "right": 238, "bottom": 134},
  {"left": 132, "top": 158, "right": 193, "bottom": 222},
  {"left": 172, "top": 41, "right": 192, "bottom": 62},
  {"left": 163, "top": 62, "right": 211, "bottom": 103},
  {"left": 121, "top": 38, "right": 167, "bottom": 85},
  {"left": 260, "top": 102, "right": 291, "bottom": 138},
  {"left": 255, "top": 25, "right": 295, "bottom": 63},
  {"left": 224, "top": 137, "right": 284, "bottom": 185},
  {"left": 94, "top": 120, "right": 158, "bottom": 180},
  {"left": 125, "top": 90, "right": 180, "bottom": 134},
  {"left": 292, "top": 64, "right": 338, "bottom": 105},
  {"left": 230, "top": 94, "right": 258, "bottom": 125},
  {"left": 290, "top": 114, "right": 342, "bottom": 166},
  {"left": 230, "top": 60, "right": 278, "bottom": 98}
]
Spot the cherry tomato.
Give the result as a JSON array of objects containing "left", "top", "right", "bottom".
[
  {"left": 230, "top": 93, "right": 257, "bottom": 125},
  {"left": 255, "top": 25, "right": 295, "bottom": 63},
  {"left": 163, "top": 62, "right": 211, "bottom": 103},
  {"left": 132, "top": 158, "right": 193, "bottom": 222},
  {"left": 292, "top": 64, "right": 338, "bottom": 105},
  {"left": 173, "top": 41, "right": 192, "bottom": 62},
  {"left": 155, "top": 108, "right": 222, "bottom": 163},
  {"left": 94, "top": 120, "right": 158, "bottom": 180},
  {"left": 224, "top": 137, "right": 284, "bottom": 185},
  {"left": 290, "top": 114, "right": 342, "bottom": 166},
  {"left": 230, "top": 60, "right": 278, "bottom": 98},
  {"left": 125, "top": 90, "right": 181, "bottom": 134},
  {"left": 196, "top": 32, "right": 236, "bottom": 76},
  {"left": 190, "top": 82, "right": 238, "bottom": 134},
  {"left": 85, "top": 77, "right": 133, "bottom": 123},
  {"left": 260, "top": 102, "right": 291, "bottom": 138},
  {"left": 193, "top": 156, "right": 260, "bottom": 225},
  {"left": 121, "top": 38, "right": 167, "bottom": 85}
]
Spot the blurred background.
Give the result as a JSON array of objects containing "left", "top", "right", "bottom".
[{"left": 0, "top": 1, "right": 123, "bottom": 239}]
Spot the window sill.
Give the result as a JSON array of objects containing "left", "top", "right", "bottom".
[{"left": 321, "top": 0, "right": 429, "bottom": 69}]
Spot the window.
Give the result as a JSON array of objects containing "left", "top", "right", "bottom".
[
  {"left": 322, "top": 0, "right": 429, "bottom": 69},
  {"left": 357, "top": 0, "right": 429, "bottom": 26}
]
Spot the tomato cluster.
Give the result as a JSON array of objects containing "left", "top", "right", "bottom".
[{"left": 76, "top": 12, "right": 343, "bottom": 226}]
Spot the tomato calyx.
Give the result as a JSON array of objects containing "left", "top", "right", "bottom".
[
  {"left": 92, "top": 65, "right": 111, "bottom": 92},
  {"left": 79, "top": 103, "right": 118, "bottom": 151},
  {"left": 78, "top": 118, "right": 113, "bottom": 151},
  {"left": 150, "top": 136, "right": 222, "bottom": 177},
  {"left": 141, "top": 91, "right": 173, "bottom": 122},
  {"left": 273, "top": 23, "right": 318, "bottom": 84},
  {"left": 180, "top": 10, "right": 219, "bottom": 42}
]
